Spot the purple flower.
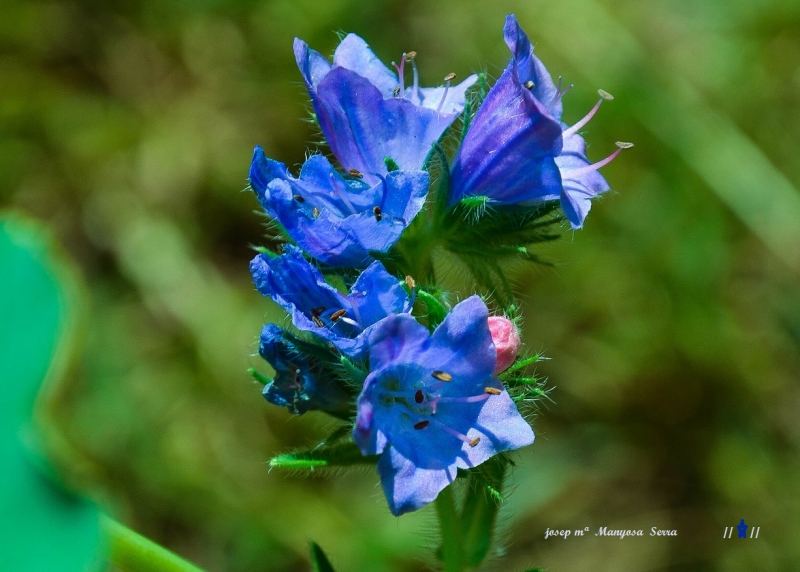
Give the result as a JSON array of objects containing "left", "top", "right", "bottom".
[
  {"left": 450, "top": 14, "right": 628, "bottom": 229},
  {"left": 354, "top": 296, "right": 534, "bottom": 515},
  {"left": 250, "top": 148, "right": 428, "bottom": 267},
  {"left": 259, "top": 324, "right": 351, "bottom": 415},
  {"left": 250, "top": 245, "right": 411, "bottom": 358},
  {"left": 294, "top": 33, "right": 477, "bottom": 183}
]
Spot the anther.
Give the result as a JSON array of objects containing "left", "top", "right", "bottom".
[
  {"left": 310, "top": 306, "right": 325, "bottom": 318},
  {"left": 348, "top": 168, "right": 363, "bottom": 179},
  {"left": 615, "top": 141, "right": 634, "bottom": 149},
  {"left": 293, "top": 194, "right": 305, "bottom": 203},
  {"left": 414, "top": 420, "right": 430, "bottom": 430},
  {"left": 414, "top": 389, "right": 424, "bottom": 404},
  {"left": 312, "top": 316, "right": 324, "bottom": 327},
  {"left": 404, "top": 51, "right": 416, "bottom": 61},
  {"left": 373, "top": 206, "right": 382, "bottom": 221},
  {"left": 312, "top": 207, "right": 320, "bottom": 218},
  {"left": 524, "top": 80, "right": 535, "bottom": 90},
  {"left": 469, "top": 437, "right": 481, "bottom": 447},
  {"left": 598, "top": 88, "right": 614, "bottom": 101},
  {"left": 330, "top": 309, "right": 347, "bottom": 322},
  {"left": 393, "top": 86, "right": 400, "bottom": 97},
  {"left": 432, "top": 370, "right": 452, "bottom": 382},
  {"left": 405, "top": 275, "right": 416, "bottom": 290},
  {"left": 484, "top": 387, "right": 502, "bottom": 395},
  {"left": 444, "top": 72, "right": 456, "bottom": 82}
]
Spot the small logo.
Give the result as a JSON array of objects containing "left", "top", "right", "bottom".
[{"left": 723, "top": 519, "right": 760, "bottom": 539}]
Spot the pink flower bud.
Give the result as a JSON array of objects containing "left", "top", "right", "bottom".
[{"left": 488, "top": 316, "right": 520, "bottom": 374}]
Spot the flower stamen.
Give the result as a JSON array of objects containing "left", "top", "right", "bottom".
[
  {"left": 373, "top": 206, "right": 382, "bottom": 221},
  {"left": 330, "top": 309, "right": 347, "bottom": 322},
  {"left": 414, "top": 420, "right": 430, "bottom": 430},
  {"left": 329, "top": 174, "right": 358, "bottom": 215},
  {"left": 436, "top": 72, "right": 456, "bottom": 114},
  {"left": 560, "top": 141, "right": 633, "bottom": 179},
  {"left": 562, "top": 89, "right": 614, "bottom": 139},
  {"left": 548, "top": 76, "right": 573, "bottom": 111},
  {"left": 392, "top": 54, "right": 407, "bottom": 98}
]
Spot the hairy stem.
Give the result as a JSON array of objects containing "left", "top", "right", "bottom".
[{"left": 435, "top": 486, "right": 464, "bottom": 572}]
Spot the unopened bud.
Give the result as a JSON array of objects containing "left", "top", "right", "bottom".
[{"left": 488, "top": 316, "right": 521, "bottom": 374}]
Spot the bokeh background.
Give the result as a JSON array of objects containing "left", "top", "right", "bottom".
[{"left": 3, "top": 0, "right": 800, "bottom": 570}]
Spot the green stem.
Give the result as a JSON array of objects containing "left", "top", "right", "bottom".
[
  {"left": 102, "top": 515, "right": 207, "bottom": 572},
  {"left": 435, "top": 486, "right": 464, "bottom": 572}
]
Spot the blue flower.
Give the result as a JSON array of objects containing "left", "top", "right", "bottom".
[
  {"left": 251, "top": 245, "right": 411, "bottom": 358},
  {"left": 353, "top": 296, "right": 534, "bottom": 515},
  {"left": 294, "top": 34, "right": 477, "bottom": 183},
  {"left": 259, "top": 323, "right": 351, "bottom": 415},
  {"left": 250, "top": 149, "right": 428, "bottom": 267},
  {"left": 450, "top": 14, "right": 627, "bottom": 229}
]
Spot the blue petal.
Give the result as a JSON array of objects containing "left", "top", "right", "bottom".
[
  {"left": 350, "top": 262, "right": 408, "bottom": 325},
  {"left": 314, "top": 67, "right": 456, "bottom": 182},
  {"left": 332, "top": 33, "right": 398, "bottom": 98},
  {"left": 250, "top": 248, "right": 347, "bottom": 334},
  {"left": 293, "top": 37, "right": 332, "bottom": 91},
  {"left": 503, "top": 14, "right": 563, "bottom": 121},
  {"left": 366, "top": 313, "right": 431, "bottom": 372},
  {"left": 377, "top": 446, "right": 457, "bottom": 516},
  {"left": 450, "top": 64, "right": 563, "bottom": 205},
  {"left": 249, "top": 146, "right": 289, "bottom": 217},
  {"left": 428, "top": 295, "right": 496, "bottom": 381}
]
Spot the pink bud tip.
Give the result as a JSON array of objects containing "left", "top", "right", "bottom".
[{"left": 488, "top": 316, "right": 520, "bottom": 374}]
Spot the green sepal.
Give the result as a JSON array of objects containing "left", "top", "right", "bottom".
[
  {"left": 340, "top": 355, "right": 367, "bottom": 387},
  {"left": 251, "top": 245, "right": 280, "bottom": 258},
  {"left": 247, "top": 367, "right": 271, "bottom": 386},
  {"left": 459, "top": 455, "right": 508, "bottom": 568},
  {"left": 269, "top": 440, "right": 379, "bottom": 470},
  {"left": 384, "top": 156, "right": 400, "bottom": 172},
  {"left": 309, "top": 541, "right": 336, "bottom": 572},
  {"left": 430, "top": 143, "right": 452, "bottom": 222},
  {"left": 416, "top": 289, "right": 448, "bottom": 330}
]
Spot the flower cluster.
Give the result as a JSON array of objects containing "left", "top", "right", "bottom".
[{"left": 248, "top": 15, "right": 626, "bottom": 516}]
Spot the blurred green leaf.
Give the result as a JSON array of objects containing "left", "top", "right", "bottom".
[{"left": 0, "top": 213, "right": 102, "bottom": 571}]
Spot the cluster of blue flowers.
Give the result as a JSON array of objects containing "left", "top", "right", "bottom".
[{"left": 248, "top": 15, "right": 625, "bottom": 516}]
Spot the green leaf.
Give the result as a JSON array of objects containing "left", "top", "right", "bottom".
[
  {"left": 309, "top": 541, "right": 336, "bottom": 572},
  {"left": 460, "top": 455, "right": 508, "bottom": 568},
  {"left": 269, "top": 440, "right": 379, "bottom": 470},
  {"left": 0, "top": 214, "right": 102, "bottom": 571}
]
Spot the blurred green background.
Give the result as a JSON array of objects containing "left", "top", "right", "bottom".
[{"left": 2, "top": 0, "right": 800, "bottom": 570}]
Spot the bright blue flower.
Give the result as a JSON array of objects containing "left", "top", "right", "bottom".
[
  {"left": 250, "top": 149, "right": 428, "bottom": 267},
  {"left": 251, "top": 245, "right": 411, "bottom": 358},
  {"left": 259, "top": 323, "right": 351, "bottom": 415},
  {"left": 294, "top": 34, "right": 477, "bottom": 183},
  {"left": 450, "top": 14, "right": 623, "bottom": 229},
  {"left": 353, "top": 296, "right": 534, "bottom": 515}
]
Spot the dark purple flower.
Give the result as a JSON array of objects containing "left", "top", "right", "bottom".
[
  {"left": 294, "top": 34, "right": 477, "bottom": 183},
  {"left": 259, "top": 323, "right": 351, "bottom": 415},
  {"left": 450, "top": 14, "right": 629, "bottom": 229},
  {"left": 250, "top": 245, "right": 411, "bottom": 358},
  {"left": 250, "top": 148, "right": 428, "bottom": 267},
  {"left": 354, "top": 296, "right": 534, "bottom": 515}
]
